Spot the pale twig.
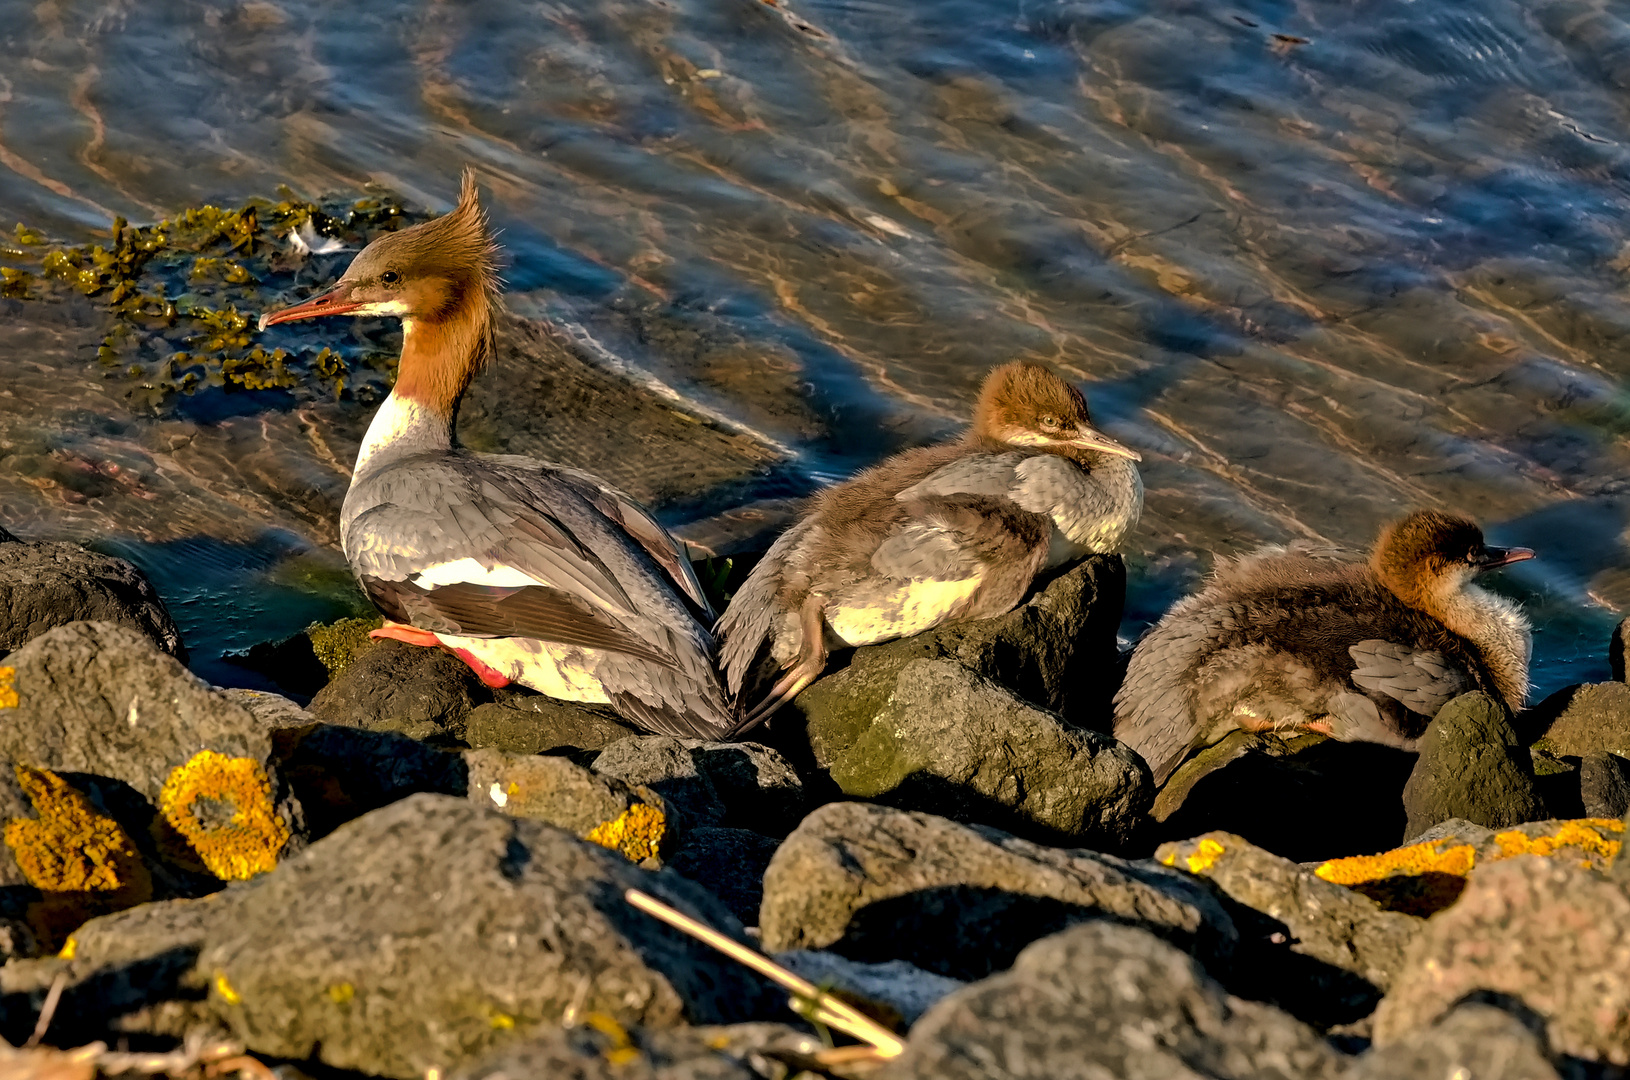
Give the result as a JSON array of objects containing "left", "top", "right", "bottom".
[
  {"left": 623, "top": 889, "right": 906, "bottom": 1059},
  {"left": 25, "top": 972, "right": 69, "bottom": 1048}
]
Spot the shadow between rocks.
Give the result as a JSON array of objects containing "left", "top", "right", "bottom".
[{"left": 0, "top": 946, "right": 204, "bottom": 1048}]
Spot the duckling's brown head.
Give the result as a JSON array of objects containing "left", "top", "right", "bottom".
[
  {"left": 1371, "top": 510, "right": 1534, "bottom": 606},
  {"left": 970, "top": 361, "right": 1140, "bottom": 461},
  {"left": 259, "top": 168, "right": 499, "bottom": 331}
]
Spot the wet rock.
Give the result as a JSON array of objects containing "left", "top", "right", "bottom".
[
  {"left": 780, "top": 555, "right": 1125, "bottom": 754},
  {"left": 0, "top": 538, "right": 184, "bottom": 660},
  {"left": 878, "top": 921, "right": 1342, "bottom": 1080},
  {"left": 1373, "top": 855, "right": 1630, "bottom": 1065},
  {"left": 1156, "top": 731, "right": 1415, "bottom": 862},
  {"left": 465, "top": 747, "right": 674, "bottom": 861},
  {"left": 1349, "top": 1003, "right": 1558, "bottom": 1080},
  {"left": 1402, "top": 692, "right": 1541, "bottom": 840},
  {"left": 759, "top": 802, "right": 1234, "bottom": 980},
  {"left": 199, "top": 794, "right": 776, "bottom": 1079},
  {"left": 1582, "top": 752, "right": 1630, "bottom": 818},
  {"left": 592, "top": 737, "right": 805, "bottom": 836},
  {"left": 772, "top": 951, "right": 963, "bottom": 1025},
  {"left": 1613, "top": 616, "right": 1628, "bottom": 682},
  {"left": 449, "top": 1022, "right": 761, "bottom": 1080},
  {"left": 812, "top": 658, "right": 1148, "bottom": 847},
  {"left": 666, "top": 827, "right": 779, "bottom": 926},
  {"left": 1155, "top": 833, "right": 1419, "bottom": 1025},
  {"left": 308, "top": 638, "right": 492, "bottom": 743},
  {"left": 0, "top": 623, "right": 298, "bottom": 895},
  {"left": 1526, "top": 681, "right": 1630, "bottom": 758},
  {"left": 269, "top": 724, "right": 465, "bottom": 840},
  {"left": 465, "top": 695, "right": 640, "bottom": 755}
]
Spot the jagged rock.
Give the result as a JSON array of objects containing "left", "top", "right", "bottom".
[
  {"left": 1348, "top": 1003, "right": 1558, "bottom": 1080},
  {"left": 199, "top": 794, "right": 776, "bottom": 1079},
  {"left": 0, "top": 538, "right": 184, "bottom": 660},
  {"left": 1526, "top": 681, "right": 1630, "bottom": 758},
  {"left": 1375, "top": 855, "right": 1630, "bottom": 1064},
  {"left": 448, "top": 1022, "right": 761, "bottom": 1080},
  {"left": 1155, "top": 832, "right": 1420, "bottom": 1027},
  {"left": 805, "top": 659, "right": 1148, "bottom": 847},
  {"left": 1155, "top": 730, "right": 1415, "bottom": 862},
  {"left": 592, "top": 737, "right": 805, "bottom": 837},
  {"left": 772, "top": 951, "right": 963, "bottom": 1024},
  {"left": 1581, "top": 752, "right": 1630, "bottom": 819},
  {"left": 877, "top": 921, "right": 1342, "bottom": 1080},
  {"left": 308, "top": 638, "right": 491, "bottom": 743},
  {"left": 1401, "top": 817, "right": 1494, "bottom": 847},
  {"left": 759, "top": 802, "right": 1234, "bottom": 980},
  {"left": 217, "top": 688, "right": 317, "bottom": 728},
  {"left": 465, "top": 696, "right": 640, "bottom": 755},
  {"left": 465, "top": 748, "right": 674, "bottom": 860},
  {"left": 666, "top": 827, "right": 780, "bottom": 926},
  {"left": 1402, "top": 692, "right": 1541, "bottom": 841}
]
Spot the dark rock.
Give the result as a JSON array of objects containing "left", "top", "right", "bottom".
[
  {"left": 199, "top": 794, "right": 776, "bottom": 1079},
  {"left": 759, "top": 802, "right": 1234, "bottom": 980},
  {"left": 1374, "top": 855, "right": 1630, "bottom": 1065},
  {"left": 1154, "top": 832, "right": 1420, "bottom": 1026},
  {"left": 466, "top": 696, "right": 640, "bottom": 755},
  {"left": 1529, "top": 745, "right": 1584, "bottom": 821},
  {"left": 449, "top": 1022, "right": 761, "bottom": 1080},
  {"left": 1348, "top": 1003, "right": 1558, "bottom": 1080},
  {"left": 1525, "top": 681, "right": 1630, "bottom": 758},
  {"left": 592, "top": 737, "right": 804, "bottom": 836},
  {"left": 776, "top": 556, "right": 1125, "bottom": 761},
  {"left": 878, "top": 921, "right": 1342, "bottom": 1080},
  {"left": 1156, "top": 730, "right": 1416, "bottom": 862},
  {"left": 269, "top": 724, "right": 466, "bottom": 840},
  {"left": 666, "top": 827, "right": 780, "bottom": 926},
  {"left": 771, "top": 952, "right": 963, "bottom": 1025},
  {"left": 1582, "top": 752, "right": 1630, "bottom": 818},
  {"left": 810, "top": 658, "right": 1149, "bottom": 848},
  {"left": 227, "top": 618, "right": 386, "bottom": 700},
  {"left": 1613, "top": 616, "right": 1627, "bottom": 682},
  {"left": 1402, "top": 692, "right": 1541, "bottom": 841},
  {"left": 0, "top": 539, "right": 184, "bottom": 660},
  {"left": 465, "top": 747, "right": 674, "bottom": 860},
  {"left": 308, "top": 638, "right": 492, "bottom": 743}
]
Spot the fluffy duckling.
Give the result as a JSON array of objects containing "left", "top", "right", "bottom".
[
  {"left": 1113, "top": 510, "right": 1534, "bottom": 785},
  {"left": 718, "top": 361, "right": 1143, "bottom": 725}
]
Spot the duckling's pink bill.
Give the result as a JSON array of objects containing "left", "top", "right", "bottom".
[
  {"left": 1476, "top": 545, "right": 1536, "bottom": 569},
  {"left": 1068, "top": 426, "right": 1142, "bottom": 462},
  {"left": 258, "top": 285, "right": 363, "bottom": 330}
]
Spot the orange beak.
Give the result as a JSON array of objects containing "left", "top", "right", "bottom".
[{"left": 258, "top": 283, "right": 362, "bottom": 331}]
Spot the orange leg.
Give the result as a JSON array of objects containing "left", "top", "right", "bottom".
[
  {"left": 449, "top": 646, "right": 512, "bottom": 689},
  {"left": 370, "top": 621, "right": 442, "bottom": 647}
]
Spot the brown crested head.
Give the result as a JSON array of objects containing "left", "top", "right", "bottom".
[
  {"left": 259, "top": 169, "right": 500, "bottom": 330},
  {"left": 968, "top": 361, "right": 1140, "bottom": 461},
  {"left": 1371, "top": 509, "right": 1535, "bottom": 606}
]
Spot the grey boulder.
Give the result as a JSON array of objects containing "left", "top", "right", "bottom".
[
  {"left": 308, "top": 638, "right": 491, "bottom": 743},
  {"left": 1526, "top": 681, "right": 1630, "bottom": 758},
  {"left": 0, "top": 537, "right": 184, "bottom": 660},
  {"left": 1401, "top": 692, "right": 1542, "bottom": 841}
]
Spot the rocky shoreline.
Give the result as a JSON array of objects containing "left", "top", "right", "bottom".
[{"left": 2, "top": 529, "right": 1629, "bottom": 1078}]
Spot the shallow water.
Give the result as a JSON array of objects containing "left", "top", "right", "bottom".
[{"left": 1, "top": 0, "right": 1628, "bottom": 695}]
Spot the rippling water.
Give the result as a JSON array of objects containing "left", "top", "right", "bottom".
[{"left": 2, "top": 0, "right": 1628, "bottom": 695}]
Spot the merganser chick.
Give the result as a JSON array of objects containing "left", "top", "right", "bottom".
[
  {"left": 717, "top": 361, "right": 1143, "bottom": 726},
  {"left": 1113, "top": 510, "right": 1534, "bottom": 786},
  {"left": 258, "top": 171, "right": 739, "bottom": 739}
]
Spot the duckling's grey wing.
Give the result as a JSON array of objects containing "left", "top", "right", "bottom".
[
  {"left": 1114, "top": 607, "right": 1229, "bottom": 786},
  {"left": 895, "top": 452, "right": 1026, "bottom": 501},
  {"left": 1347, "top": 640, "right": 1472, "bottom": 718},
  {"left": 715, "top": 517, "right": 819, "bottom": 695}
]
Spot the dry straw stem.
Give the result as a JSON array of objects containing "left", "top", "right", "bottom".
[{"left": 623, "top": 888, "right": 907, "bottom": 1060}]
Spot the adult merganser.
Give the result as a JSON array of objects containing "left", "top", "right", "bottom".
[
  {"left": 717, "top": 360, "right": 1143, "bottom": 725},
  {"left": 1113, "top": 510, "right": 1534, "bottom": 786},
  {"left": 259, "top": 171, "right": 739, "bottom": 739}
]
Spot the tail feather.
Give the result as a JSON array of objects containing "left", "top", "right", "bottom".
[{"left": 714, "top": 519, "right": 816, "bottom": 695}]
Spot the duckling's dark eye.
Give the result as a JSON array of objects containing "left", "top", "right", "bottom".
[
  {"left": 1039, "top": 414, "right": 1061, "bottom": 431},
  {"left": 380, "top": 270, "right": 401, "bottom": 286}
]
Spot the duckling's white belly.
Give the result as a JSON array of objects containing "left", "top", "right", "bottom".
[
  {"left": 435, "top": 633, "right": 612, "bottom": 703},
  {"left": 823, "top": 576, "right": 985, "bottom": 648}
]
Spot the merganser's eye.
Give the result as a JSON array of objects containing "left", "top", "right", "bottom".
[
  {"left": 1039, "top": 414, "right": 1061, "bottom": 431},
  {"left": 380, "top": 270, "right": 401, "bottom": 286}
]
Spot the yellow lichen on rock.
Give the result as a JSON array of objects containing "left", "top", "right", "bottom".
[
  {"left": 214, "top": 972, "right": 242, "bottom": 1006},
  {"left": 585, "top": 803, "right": 666, "bottom": 862},
  {"left": 0, "top": 667, "right": 16, "bottom": 709},
  {"left": 1492, "top": 818, "right": 1623, "bottom": 867},
  {"left": 159, "top": 750, "right": 289, "bottom": 880},
  {"left": 4, "top": 764, "right": 152, "bottom": 901}
]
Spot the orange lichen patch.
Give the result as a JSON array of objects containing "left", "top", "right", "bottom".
[
  {"left": 1492, "top": 818, "right": 1623, "bottom": 868},
  {"left": 584, "top": 1012, "right": 640, "bottom": 1065},
  {"left": 0, "top": 667, "right": 16, "bottom": 709},
  {"left": 1315, "top": 841, "right": 1475, "bottom": 917},
  {"left": 214, "top": 972, "right": 242, "bottom": 1006},
  {"left": 158, "top": 750, "right": 289, "bottom": 881},
  {"left": 4, "top": 765, "right": 152, "bottom": 900},
  {"left": 585, "top": 804, "right": 666, "bottom": 862},
  {"left": 1164, "top": 836, "right": 1227, "bottom": 875}
]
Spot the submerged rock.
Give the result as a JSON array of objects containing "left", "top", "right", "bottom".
[
  {"left": 199, "top": 795, "right": 777, "bottom": 1079},
  {"left": 758, "top": 802, "right": 1233, "bottom": 980},
  {"left": 308, "top": 637, "right": 492, "bottom": 743},
  {"left": 1401, "top": 692, "right": 1542, "bottom": 839},
  {"left": 878, "top": 921, "right": 1342, "bottom": 1080},
  {"left": 1373, "top": 855, "right": 1630, "bottom": 1065},
  {"left": 0, "top": 536, "right": 184, "bottom": 660}
]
